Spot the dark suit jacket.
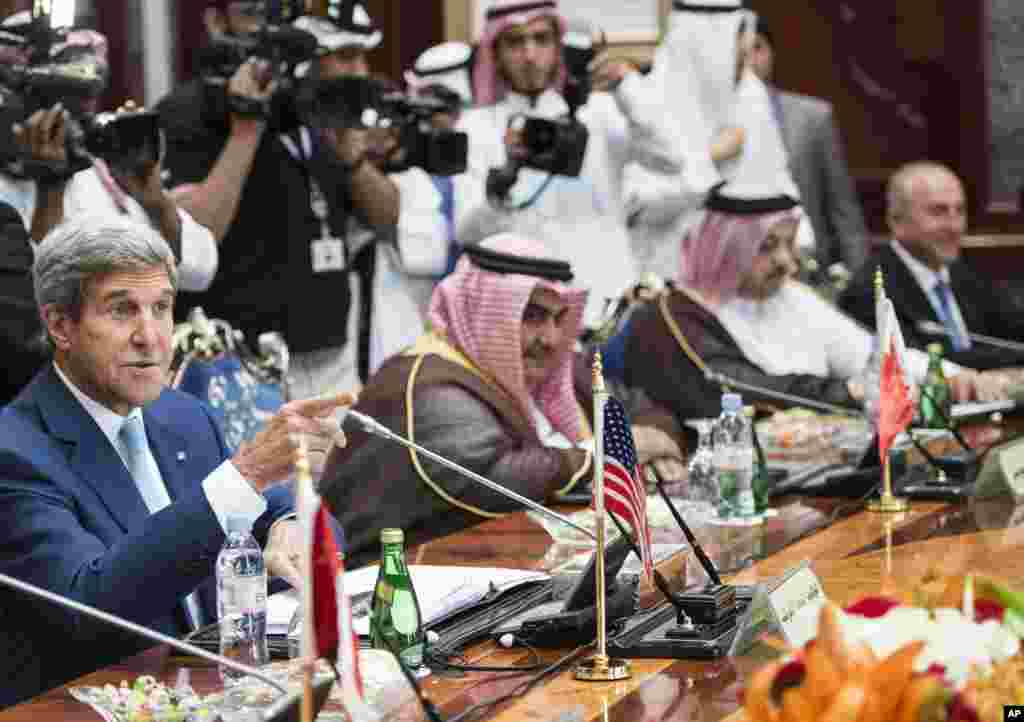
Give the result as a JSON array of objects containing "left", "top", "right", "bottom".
[
  {"left": 837, "top": 244, "right": 1024, "bottom": 370},
  {"left": 776, "top": 90, "right": 869, "bottom": 274},
  {"left": 0, "top": 201, "right": 48, "bottom": 405},
  {"left": 0, "top": 366, "right": 293, "bottom": 707}
]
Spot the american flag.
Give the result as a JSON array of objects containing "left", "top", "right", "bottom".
[{"left": 598, "top": 396, "right": 654, "bottom": 581}]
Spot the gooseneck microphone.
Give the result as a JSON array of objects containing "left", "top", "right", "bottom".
[
  {"left": 0, "top": 571, "right": 287, "bottom": 695},
  {"left": 342, "top": 409, "right": 598, "bottom": 542},
  {"left": 704, "top": 370, "right": 864, "bottom": 417},
  {"left": 916, "top": 319, "right": 1024, "bottom": 354}
]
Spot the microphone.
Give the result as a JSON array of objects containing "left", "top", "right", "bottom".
[
  {"left": 704, "top": 370, "right": 864, "bottom": 418},
  {"left": 916, "top": 320, "right": 1024, "bottom": 354},
  {"left": 342, "top": 409, "right": 598, "bottom": 542},
  {"left": 0, "top": 571, "right": 288, "bottom": 695},
  {"left": 645, "top": 465, "right": 721, "bottom": 587}
]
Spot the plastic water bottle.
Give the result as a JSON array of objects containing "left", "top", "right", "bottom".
[
  {"left": 217, "top": 515, "right": 268, "bottom": 684},
  {"left": 685, "top": 418, "right": 718, "bottom": 519},
  {"left": 713, "top": 393, "right": 755, "bottom": 518}
]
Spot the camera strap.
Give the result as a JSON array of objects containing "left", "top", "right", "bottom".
[{"left": 280, "top": 126, "right": 349, "bottom": 274}]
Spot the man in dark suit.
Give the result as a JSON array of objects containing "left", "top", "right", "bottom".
[
  {"left": 0, "top": 201, "right": 47, "bottom": 404},
  {"left": 0, "top": 215, "right": 355, "bottom": 707},
  {"left": 838, "top": 161, "right": 1024, "bottom": 372},
  {"left": 749, "top": 19, "right": 869, "bottom": 275}
]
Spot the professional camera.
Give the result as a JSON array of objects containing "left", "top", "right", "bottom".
[
  {"left": 303, "top": 76, "right": 468, "bottom": 176},
  {"left": 79, "top": 104, "right": 163, "bottom": 176},
  {"left": 486, "top": 20, "right": 598, "bottom": 199},
  {"left": 0, "top": 12, "right": 159, "bottom": 179},
  {"left": 196, "top": 4, "right": 318, "bottom": 133},
  {"left": 376, "top": 91, "right": 468, "bottom": 176}
]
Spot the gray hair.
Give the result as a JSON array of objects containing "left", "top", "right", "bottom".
[
  {"left": 34, "top": 214, "right": 178, "bottom": 322},
  {"left": 886, "top": 160, "right": 961, "bottom": 224}
]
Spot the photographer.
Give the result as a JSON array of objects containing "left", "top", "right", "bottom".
[
  {"left": 455, "top": 0, "right": 684, "bottom": 328},
  {"left": 0, "top": 13, "right": 218, "bottom": 291},
  {"left": 159, "top": 2, "right": 399, "bottom": 399}
]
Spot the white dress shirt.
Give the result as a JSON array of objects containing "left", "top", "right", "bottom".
[
  {"left": 52, "top": 363, "right": 267, "bottom": 531},
  {"left": 715, "top": 281, "right": 958, "bottom": 385},
  {"left": 890, "top": 240, "right": 970, "bottom": 344}
]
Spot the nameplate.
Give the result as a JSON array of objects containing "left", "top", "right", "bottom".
[
  {"left": 976, "top": 437, "right": 1024, "bottom": 499},
  {"left": 999, "top": 442, "right": 1024, "bottom": 499},
  {"left": 767, "top": 562, "right": 827, "bottom": 647},
  {"left": 729, "top": 560, "right": 826, "bottom": 655}
]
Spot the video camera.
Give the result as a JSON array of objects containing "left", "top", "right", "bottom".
[
  {"left": 195, "top": 3, "right": 318, "bottom": 133},
  {"left": 375, "top": 91, "right": 467, "bottom": 176},
  {"left": 304, "top": 76, "right": 468, "bottom": 176},
  {"left": 0, "top": 12, "right": 162, "bottom": 179},
  {"left": 486, "top": 20, "right": 598, "bottom": 200}
]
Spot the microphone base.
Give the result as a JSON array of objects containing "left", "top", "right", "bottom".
[
  {"left": 608, "top": 602, "right": 738, "bottom": 659},
  {"left": 608, "top": 586, "right": 755, "bottom": 660}
]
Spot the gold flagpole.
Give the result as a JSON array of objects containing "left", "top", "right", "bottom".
[
  {"left": 868, "top": 269, "right": 909, "bottom": 513},
  {"left": 576, "top": 352, "right": 630, "bottom": 681},
  {"left": 293, "top": 438, "right": 316, "bottom": 722}
]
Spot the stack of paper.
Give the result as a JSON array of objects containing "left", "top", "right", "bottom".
[{"left": 267, "top": 566, "right": 550, "bottom": 637}]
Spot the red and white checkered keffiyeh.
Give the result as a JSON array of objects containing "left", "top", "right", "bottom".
[
  {"left": 429, "top": 233, "right": 588, "bottom": 443},
  {"left": 474, "top": 0, "right": 567, "bottom": 106}
]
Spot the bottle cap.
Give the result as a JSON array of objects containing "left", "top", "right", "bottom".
[
  {"left": 226, "top": 515, "right": 253, "bottom": 535},
  {"left": 926, "top": 342, "right": 944, "bottom": 356},
  {"left": 721, "top": 393, "right": 742, "bottom": 413},
  {"left": 381, "top": 528, "right": 404, "bottom": 544}
]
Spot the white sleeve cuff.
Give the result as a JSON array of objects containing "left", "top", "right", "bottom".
[
  {"left": 203, "top": 460, "right": 268, "bottom": 533},
  {"left": 175, "top": 208, "right": 219, "bottom": 292}
]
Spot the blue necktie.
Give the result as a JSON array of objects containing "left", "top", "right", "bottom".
[
  {"left": 119, "top": 416, "right": 205, "bottom": 629},
  {"left": 933, "top": 280, "right": 970, "bottom": 352}
]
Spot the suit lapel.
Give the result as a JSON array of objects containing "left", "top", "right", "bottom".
[
  {"left": 882, "top": 245, "right": 940, "bottom": 323},
  {"left": 35, "top": 366, "right": 149, "bottom": 533},
  {"left": 143, "top": 409, "right": 192, "bottom": 502}
]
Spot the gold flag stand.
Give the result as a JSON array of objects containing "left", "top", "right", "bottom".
[
  {"left": 575, "top": 352, "right": 631, "bottom": 682},
  {"left": 867, "top": 268, "right": 909, "bottom": 514},
  {"left": 293, "top": 437, "right": 316, "bottom": 722}
]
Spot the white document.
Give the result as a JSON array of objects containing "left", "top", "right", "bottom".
[{"left": 267, "top": 566, "right": 550, "bottom": 637}]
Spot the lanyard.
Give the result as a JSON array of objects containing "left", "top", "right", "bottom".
[{"left": 280, "top": 127, "right": 348, "bottom": 272}]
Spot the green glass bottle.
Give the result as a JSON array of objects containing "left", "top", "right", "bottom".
[
  {"left": 370, "top": 528, "right": 424, "bottom": 668},
  {"left": 919, "top": 343, "right": 952, "bottom": 429},
  {"left": 745, "top": 406, "right": 770, "bottom": 515}
]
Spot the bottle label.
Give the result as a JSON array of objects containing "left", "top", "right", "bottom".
[
  {"left": 221, "top": 574, "right": 266, "bottom": 613},
  {"left": 375, "top": 581, "right": 394, "bottom": 605},
  {"left": 392, "top": 600, "right": 419, "bottom": 636}
]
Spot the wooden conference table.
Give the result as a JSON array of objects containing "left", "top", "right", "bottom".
[{"left": 4, "top": 483, "right": 1024, "bottom": 722}]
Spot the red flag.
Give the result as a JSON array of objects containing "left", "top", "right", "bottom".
[
  {"left": 599, "top": 396, "right": 654, "bottom": 582},
  {"left": 878, "top": 336, "right": 914, "bottom": 463},
  {"left": 310, "top": 505, "right": 342, "bottom": 660}
]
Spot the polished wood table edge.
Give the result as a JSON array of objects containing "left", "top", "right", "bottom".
[{"left": 6, "top": 494, "right": 1024, "bottom": 722}]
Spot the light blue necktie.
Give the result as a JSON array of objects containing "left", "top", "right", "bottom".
[
  {"left": 119, "top": 416, "right": 205, "bottom": 629},
  {"left": 933, "top": 280, "right": 971, "bottom": 351}
]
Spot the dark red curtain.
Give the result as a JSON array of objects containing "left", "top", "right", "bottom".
[{"left": 93, "top": 1, "right": 143, "bottom": 109}]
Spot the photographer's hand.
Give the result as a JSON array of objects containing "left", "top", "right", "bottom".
[
  {"left": 110, "top": 159, "right": 183, "bottom": 255},
  {"left": 589, "top": 52, "right": 638, "bottom": 93},
  {"left": 227, "top": 59, "right": 276, "bottom": 134},
  {"left": 14, "top": 104, "right": 70, "bottom": 242},
  {"left": 322, "top": 126, "right": 399, "bottom": 229},
  {"left": 323, "top": 127, "right": 369, "bottom": 170},
  {"left": 173, "top": 61, "right": 274, "bottom": 243}
]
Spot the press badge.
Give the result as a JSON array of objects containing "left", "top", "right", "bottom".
[{"left": 311, "top": 236, "right": 345, "bottom": 273}]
